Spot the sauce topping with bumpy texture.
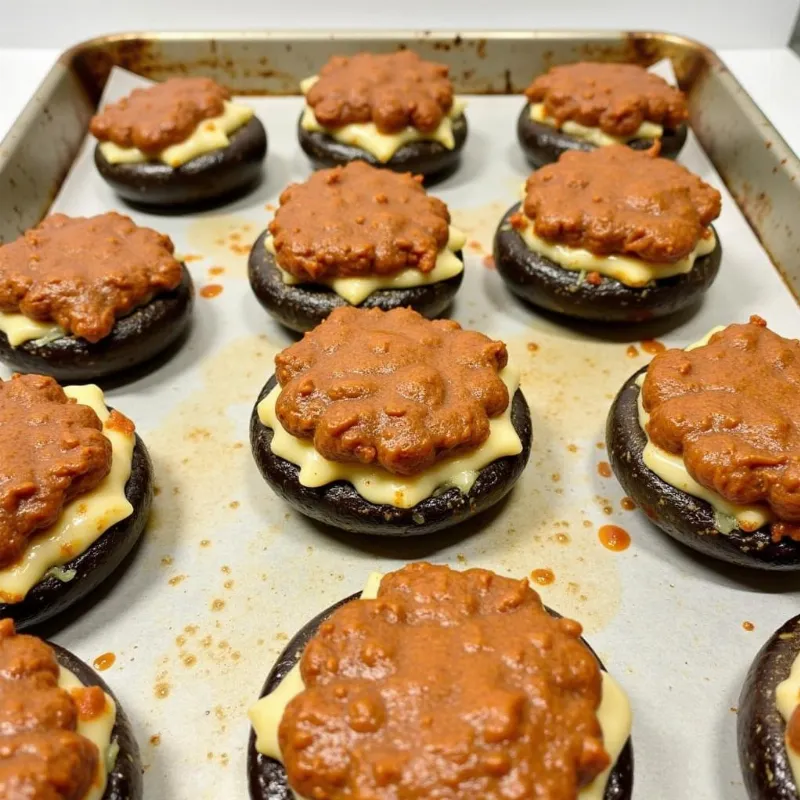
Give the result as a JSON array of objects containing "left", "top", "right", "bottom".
[
  {"left": 0, "top": 212, "right": 183, "bottom": 342},
  {"left": 0, "top": 374, "right": 113, "bottom": 569},
  {"left": 274, "top": 307, "right": 509, "bottom": 476},
  {"left": 0, "top": 618, "right": 99, "bottom": 800},
  {"left": 269, "top": 162, "right": 451, "bottom": 280},
  {"left": 643, "top": 317, "right": 800, "bottom": 538},
  {"left": 306, "top": 51, "right": 454, "bottom": 133},
  {"left": 520, "top": 145, "right": 721, "bottom": 263},
  {"left": 525, "top": 62, "right": 688, "bottom": 136},
  {"left": 90, "top": 76, "right": 230, "bottom": 152},
  {"left": 279, "top": 563, "right": 609, "bottom": 800}
]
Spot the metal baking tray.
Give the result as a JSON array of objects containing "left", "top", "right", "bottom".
[{"left": 1, "top": 31, "right": 798, "bottom": 800}]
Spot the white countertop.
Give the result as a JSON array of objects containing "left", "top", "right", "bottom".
[{"left": 1, "top": 46, "right": 800, "bottom": 158}]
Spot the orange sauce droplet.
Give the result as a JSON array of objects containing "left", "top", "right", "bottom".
[
  {"left": 554, "top": 533, "right": 570, "bottom": 544},
  {"left": 621, "top": 496, "right": 636, "bottom": 511},
  {"left": 200, "top": 284, "right": 223, "bottom": 299},
  {"left": 626, "top": 345, "right": 639, "bottom": 357},
  {"left": 598, "top": 525, "right": 631, "bottom": 552},
  {"left": 482, "top": 254, "right": 496, "bottom": 270},
  {"left": 93, "top": 652, "right": 116, "bottom": 671},
  {"left": 208, "top": 266, "right": 225, "bottom": 276},
  {"left": 742, "top": 621, "right": 755, "bottom": 631},
  {"left": 640, "top": 339, "right": 666, "bottom": 355},
  {"left": 531, "top": 568, "right": 555, "bottom": 586},
  {"left": 597, "top": 461, "right": 612, "bottom": 478}
]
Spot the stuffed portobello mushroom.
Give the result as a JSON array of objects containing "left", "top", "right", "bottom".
[
  {"left": 739, "top": 614, "right": 800, "bottom": 800},
  {"left": 248, "top": 161, "right": 464, "bottom": 333},
  {"left": 0, "top": 212, "right": 193, "bottom": 382},
  {"left": 493, "top": 144, "right": 722, "bottom": 323},
  {"left": 606, "top": 316, "right": 800, "bottom": 569},
  {"left": 0, "top": 373, "right": 152, "bottom": 629},
  {"left": 517, "top": 62, "right": 688, "bottom": 169},
  {"left": 0, "top": 618, "right": 142, "bottom": 799},
  {"left": 248, "top": 563, "right": 634, "bottom": 800},
  {"left": 297, "top": 51, "right": 467, "bottom": 183},
  {"left": 249, "top": 306, "right": 531, "bottom": 536},
  {"left": 90, "top": 77, "right": 267, "bottom": 208}
]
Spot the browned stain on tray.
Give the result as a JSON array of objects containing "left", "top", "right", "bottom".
[{"left": 185, "top": 215, "right": 259, "bottom": 278}]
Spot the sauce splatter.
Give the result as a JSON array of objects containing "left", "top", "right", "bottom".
[
  {"left": 482, "top": 254, "right": 496, "bottom": 270},
  {"left": 742, "top": 621, "right": 755, "bottom": 631},
  {"left": 531, "top": 568, "right": 555, "bottom": 586},
  {"left": 154, "top": 682, "right": 170, "bottom": 699},
  {"left": 621, "top": 496, "right": 636, "bottom": 511},
  {"left": 150, "top": 734, "right": 161, "bottom": 746},
  {"left": 598, "top": 525, "right": 631, "bottom": 552},
  {"left": 208, "top": 266, "right": 225, "bottom": 276},
  {"left": 626, "top": 345, "right": 639, "bottom": 358},
  {"left": 597, "top": 461, "right": 612, "bottom": 478},
  {"left": 640, "top": 339, "right": 666, "bottom": 355},
  {"left": 182, "top": 253, "right": 203, "bottom": 263},
  {"left": 527, "top": 342, "right": 539, "bottom": 353},
  {"left": 468, "top": 239, "right": 483, "bottom": 252},
  {"left": 93, "top": 652, "right": 116, "bottom": 671},
  {"left": 554, "top": 533, "right": 570, "bottom": 545},
  {"left": 200, "top": 284, "right": 224, "bottom": 299}
]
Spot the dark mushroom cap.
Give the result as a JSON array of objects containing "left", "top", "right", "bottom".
[
  {"left": 250, "top": 375, "right": 532, "bottom": 536},
  {"left": 516, "top": 104, "right": 687, "bottom": 169},
  {"left": 493, "top": 204, "right": 721, "bottom": 323},
  {"left": 0, "top": 265, "right": 194, "bottom": 383},
  {"left": 606, "top": 366, "right": 800, "bottom": 569},
  {"left": 297, "top": 112, "right": 467, "bottom": 185},
  {"left": 247, "top": 591, "right": 634, "bottom": 800},
  {"left": 738, "top": 614, "right": 800, "bottom": 800},
  {"left": 94, "top": 116, "right": 267, "bottom": 209}
]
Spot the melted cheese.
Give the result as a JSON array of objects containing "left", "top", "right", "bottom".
[
  {"left": 249, "top": 571, "right": 631, "bottom": 800},
  {"left": 635, "top": 328, "right": 774, "bottom": 533},
  {"left": 59, "top": 665, "right": 117, "bottom": 800},
  {"left": 0, "top": 311, "right": 64, "bottom": 347},
  {"left": 266, "top": 226, "right": 466, "bottom": 305},
  {"left": 530, "top": 102, "right": 663, "bottom": 146},
  {"left": 257, "top": 365, "right": 522, "bottom": 509},
  {"left": 516, "top": 215, "right": 717, "bottom": 288},
  {"left": 0, "top": 385, "right": 135, "bottom": 603},
  {"left": 98, "top": 101, "right": 254, "bottom": 167},
  {"left": 300, "top": 75, "right": 465, "bottom": 163},
  {"left": 776, "top": 648, "right": 800, "bottom": 790}
]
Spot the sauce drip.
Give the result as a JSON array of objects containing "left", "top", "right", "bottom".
[
  {"left": 597, "top": 461, "right": 612, "bottom": 478},
  {"left": 640, "top": 339, "right": 666, "bottom": 355},
  {"left": 741, "top": 621, "right": 755, "bottom": 632},
  {"left": 598, "top": 525, "right": 631, "bottom": 552},
  {"left": 530, "top": 568, "right": 555, "bottom": 586},
  {"left": 200, "top": 284, "right": 224, "bottom": 299},
  {"left": 93, "top": 652, "right": 116, "bottom": 671},
  {"left": 620, "top": 497, "right": 636, "bottom": 511}
]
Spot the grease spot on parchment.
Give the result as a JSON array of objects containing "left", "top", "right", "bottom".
[
  {"left": 185, "top": 215, "right": 260, "bottom": 278},
  {"left": 466, "top": 330, "right": 650, "bottom": 633}
]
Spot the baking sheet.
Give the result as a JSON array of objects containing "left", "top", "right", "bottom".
[{"left": 11, "top": 66, "right": 800, "bottom": 799}]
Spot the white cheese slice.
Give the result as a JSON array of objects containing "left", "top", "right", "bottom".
[
  {"left": 0, "top": 311, "right": 64, "bottom": 347},
  {"left": 257, "top": 365, "right": 522, "bottom": 509},
  {"left": 0, "top": 385, "right": 135, "bottom": 602},
  {"left": 300, "top": 75, "right": 465, "bottom": 163},
  {"left": 59, "top": 665, "right": 117, "bottom": 800},
  {"left": 249, "top": 571, "right": 631, "bottom": 800},
  {"left": 515, "top": 214, "right": 716, "bottom": 288},
  {"left": 636, "top": 328, "right": 773, "bottom": 533},
  {"left": 266, "top": 225, "right": 466, "bottom": 305},
  {"left": 530, "top": 102, "right": 663, "bottom": 146},
  {"left": 98, "top": 101, "right": 254, "bottom": 167},
  {"left": 776, "top": 649, "right": 800, "bottom": 791}
]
